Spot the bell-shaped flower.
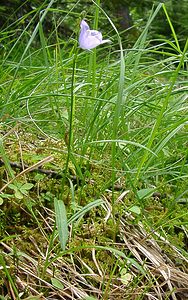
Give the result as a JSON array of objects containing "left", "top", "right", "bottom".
[{"left": 79, "top": 20, "right": 111, "bottom": 50}]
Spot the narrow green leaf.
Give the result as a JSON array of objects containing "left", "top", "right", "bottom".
[
  {"left": 0, "top": 254, "right": 20, "bottom": 299},
  {"left": 0, "top": 139, "right": 15, "bottom": 180},
  {"left": 21, "top": 183, "right": 34, "bottom": 190},
  {"left": 137, "top": 188, "right": 155, "bottom": 200},
  {"left": 8, "top": 184, "right": 17, "bottom": 191},
  {"left": 51, "top": 278, "right": 64, "bottom": 289},
  {"left": 129, "top": 206, "right": 141, "bottom": 215},
  {"left": 68, "top": 199, "right": 104, "bottom": 225},
  {"left": 85, "top": 245, "right": 146, "bottom": 275},
  {"left": 54, "top": 199, "right": 68, "bottom": 251},
  {"left": 162, "top": 4, "right": 181, "bottom": 52}
]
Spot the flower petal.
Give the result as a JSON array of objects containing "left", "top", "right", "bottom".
[
  {"left": 80, "top": 20, "right": 90, "bottom": 31},
  {"left": 89, "top": 30, "right": 102, "bottom": 42},
  {"left": 79, "top": 20, "right": 110, "bottom": 50}
]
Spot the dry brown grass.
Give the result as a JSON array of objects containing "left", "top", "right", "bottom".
[{"left": 1, "top": 196, "right": 188, "bottom": 300}]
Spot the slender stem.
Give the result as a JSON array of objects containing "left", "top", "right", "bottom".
[{"left": 62, "top": 46, "right": 78, "bottom": 189}]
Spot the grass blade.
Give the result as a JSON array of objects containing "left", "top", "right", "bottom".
[{"left": 54, "top": 198, "right": 69, "bottom": 251}]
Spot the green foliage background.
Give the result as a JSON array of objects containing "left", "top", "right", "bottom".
[{"left": 0, "top": 0, "right": 188, "bottom": 43}]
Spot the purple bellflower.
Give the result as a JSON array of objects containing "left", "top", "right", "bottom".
[{"left": 79, "top": 20, "right": 111, "bottom": 50}]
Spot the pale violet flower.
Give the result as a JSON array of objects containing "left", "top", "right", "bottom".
[{"left": 79, "top": 20, "right": 111, "bottom": 50}]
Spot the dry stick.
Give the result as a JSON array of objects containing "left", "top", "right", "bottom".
[
  {"left": 0, "top": 158, "right": 80, "bottom": 182},
  {"left": 0, "top": 155, "right": 54, "bottom": 193},
  {"left": 0, "top": 158, "right": 123, "bottom": 191},
  {"left": 0, "top": 158, "right": 61, "bottom": 178}
]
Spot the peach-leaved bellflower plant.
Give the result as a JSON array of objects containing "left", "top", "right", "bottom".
[{"left": 79, "top": 20, "right": 111, "bottom": 50}]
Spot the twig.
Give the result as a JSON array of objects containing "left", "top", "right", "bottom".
[{"left": 0, "top": 156, "right": 54, "bottom": 193}]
